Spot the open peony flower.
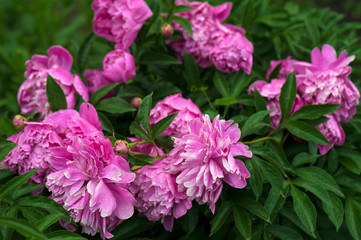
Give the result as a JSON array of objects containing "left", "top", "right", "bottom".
[
  {"left": 167, "top": 0, "right": 253, "bottom": 74},
  {"left": 266, "top": 56, "right": 297, "bottom": 81},
  {"left": 149, "top": 93, "right": 202, "bottom": 136},
  {"left": 84, "top": 69, "right": 114, "bottom": 97},
  {"left": 130, "top": 159, "right": 192, "bottom": 231},
  {"left": 102, "top": 48, "right": 136, "bottom": 83},
  {"left": 317, "top": 115, "right": 345, "bottom": 155},
  {"left": 17, "top": 46, "right": 89, "bottom": 119},
  {"left": 167, "top": 115, "right": 252, "bottom": 212},
  {"left": 295, "top": 44, "right": 359, "bottom": 122},
  {"left": 92, "top": 0, "right": 153, "bottom": 48},
  {"left": 248, "top": 79, "right": 304, "bottom": 129}
]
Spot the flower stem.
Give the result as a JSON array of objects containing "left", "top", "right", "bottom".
[
  {"left": 202, "top": 89, "right": 217, "bottom": 111},
  {"left": 243, "top": 136, "right": 275, "bottom": 145}
]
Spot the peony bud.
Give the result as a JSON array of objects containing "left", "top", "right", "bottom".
[
  {"left": 114, "top": 140, "right": 128, "bottom": 154},
  {"left": 131, "top": 97, "right": 142, "bottom": 109},
  {"left": 13, "top": 115, "right": 26, "bottom": 130},
  {"left": 161, "top": 24, "right": 174, "bottom": 37}
]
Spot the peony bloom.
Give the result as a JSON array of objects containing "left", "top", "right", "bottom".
[
  {"left": 248, "top": 79, "right": 304, "bottom": 129},
  {"left": 92, "top": 0, "right": 153, "bottom": 48},
  {"left": 149, "top": 94, "right": 202, "bottom": 136},
  {"left": 167, "top": 1, "right": 253, "bottom": 73},
  {"left": 266, "top": 56, "right": 296, "bottom": 80},
  {"left": 18, "top": 46, "right": 89, "bottom": 119},
  {"left": 130, "top": 159, "right": 192, "bottom": 231},
  {"left": 84, "top": 69, "right": 114, "bottom": 97},
  {"left": 167, "top": 115, "right": 252, "bottom": 212},
  {"left": 295, "top": 44, "right": 359, "bottom": 122},
  {"left": 102, "top": 49, "right": 136, "bottom": 83},
  {"left": 317, "top": 115, "right": 345, "bottom": 155}
]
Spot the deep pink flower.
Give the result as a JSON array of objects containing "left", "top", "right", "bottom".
[
  {"left": 149, "top": 94, "right": 202, "bottom": 136},
  {"left": 84, "top": 69, "right": 114, "bottom": 97},
  {"left": 18, "top": 46, "right": 89, "bottom": 119},
  {"left": 248, "top": 79, "right": 304, "bottom": 129},
  {"left": 266, "top": 56, "right": 296, "bottom": 80},
  {"left": 295, "top": 44, "right": 359, "bottom": 122},
  {"left": 167, "top": 115, "right": 251, "bottom": 212},
  {"left": 317, "top": 115, "right": 345, "bottom": 155},
  {"left": 130, "top": 159, "right": 192, "bottom": 231},
  {"left": 102, "top": 49, "right": 136, "bottom": 83},
  {"left": 92, "top": 0, "right": 153, "bottom": 48}
]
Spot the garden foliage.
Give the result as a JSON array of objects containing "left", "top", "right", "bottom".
[{"left": 1, "top": 0, "right": 361, "bottom": 239}]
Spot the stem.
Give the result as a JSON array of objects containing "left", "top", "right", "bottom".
[
  {"left": 152, "top": 140, "right": 160, "bottom": 156},
  {"left": 131, "top": 154, "right": 167, "bottom": 171},
  {"left": 281, "top": 132, "right": 290, "bottom": 145},
  {"left": 202, "top": 89, "right": 217, "bottom": 111},
  {"left": 223, "top": 105, "right": 230, "bottom": 119},
  {"left": 243, "top": 136, "right": 275, "bottom": 145}
]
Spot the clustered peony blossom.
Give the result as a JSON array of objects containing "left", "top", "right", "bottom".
[
  {"left": 18, "top": 46, "right": 89, "bottom": 119},
  {"left": 102, "top": 48, "right": 136, "bottom": 83},
  {"left": 149, "top": 93, "right": 203, "bottom": 136},
  {"left": 84, "top": 69, "right": 114, "bottom": 97},
  {"left": 167, "top": 0, "right": 253, "bottom": 74}
]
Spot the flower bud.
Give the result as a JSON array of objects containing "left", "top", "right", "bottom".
[
  {"left": 161, "top": 24, "right": 174, "bottom": 37},
  {"left": 13, "top": 115, "right": 26, "bottom": 130},
  {"left": 131, "top": 97, "right": 142, "bottom": 109},
  {"left": 114, "top": 140, "right": 128, "bottom": 154}
]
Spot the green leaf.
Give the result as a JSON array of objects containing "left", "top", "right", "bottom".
[
  {"left": 0, "top": 168, "right": 38, "bottom": 197},
  {"left": 246, "top": 158, "right": 263, "bottom": 200},
  {"left": 237, "top": 196, "right": 271, "bottom": 223},
  {"left": 169, "top": 5, "right": 194, "bottom": 16},
  {"left": 290, "top": 185, "right": 317, "bottom": 234},
  {"left": 289, "top": 104, "right": 339, "bottom": 121},
  {"left": 214, "top": 96, "right": 245, "bottom": 106},
  {"left": 345, "top": 199, "right": 361, "bottom": 240},
  {"left": 335, "top": 173, "right": 361, "bottom": 193},
  {"left": 264, "top": 186, "right": 287, "bottom": 221},
  {"left": 233, "top": 207, "right": 251, "bottom": 240},
  {"left": 47, "top": 230, "right": 86, "bottom": 240},
  {"left": 283, "top": 120, "right": 329, "bottom": 145},
  {"left": 127, "top": 154, "right": 155, "bottom": 166},
  {"left": 266, "top": 225, "right": 302, "bottom": 240},
  {"left": 241, "top": 110, "right": 272, "bottom": 137},
  {"left": 46, "top": 75, "right": 67, "bottom": 112},
  {"left": 11, "top": 183, "right": 44, "bottom": 199},
  {"left": 242, "top": 0, "right": 254, "bottom": 27},
  {"left": 129, "top": 122, "right": 152, "bottom": 143},
  {"left": 90, "top": 83, "right": 119, "bottom": 104},
  {"left": 337, "top": 148, "right": 361, "bottom": 175},
  {"left": 183, "top": 51, "right": 201, "bottom": 88},
  {"left": 268, "top": 64, "right": 282, "bottom": 81},
  {"left": 254, "top": 156, "right": 284, "bottom": 195},
  {"left": 213, "top": 72, "right": 229, "bottom": 97},
  {"left": 139, "top": 51, "right": 182, "bottom": 65},
  {"left": 0, "top": 217, "right": 46, "bottom": 240},
  {"left": 111, "top": 216, "right": 156, "bottom": 240},
  {"left": 210, "top": 201, "right": 233, "bottom": 236},
  {"left": 279, "top": 206, "right": 315, "bottom": 237},
  {"left": 279, "top": 72, "right": 296, "bottom": 123},
  {"left": 251, "top": 146, "right": 285, "bottom": 173},
  {"left": 151, "top": 113, "right": 178, "bottom": 139},
  {"left": 16, "top": 195, "right": 71, "bottom": 221},
  {"left": 294, "top": 166, "right": 343, "bottom": 197},
  {"left": 77, "top": 33, "right": 95, "bottom": 73},
  {"left": 138, "top": 93, "right": 153, "bottom": 133},
  {"left": 231, "top": 73, "right": 252, "bottom": 98},
  {"left": 0, "top": 206, "right": 17, "bottom": 240},
  {"left": 182, "top": 204, "right": 199, "bottom": 234},
  {"left": 0, "top": 169, "right": 12, "bottom": 181},
  {"left": 19, "top": 207, "right": 45, "bottom": 224},
  {"left": 97, "top": 111, "right": 114, "bottom": 133},
  {"left": 96, "top": 97, "right": 136, "bottom": 114},
  {"left": 36, "top": 213, "right": 64, "bottom": 231},
  {"left": 253, "top": 88, "right": 267, "bottom": 112},
  {"left": 172, "top": 16, "right": 193, "bottom": 37},
  {"left": 292, "top": 152, "right": 319, "bottom": 168},
  {"left": 0, "top": 139, "right": 16, "bottom": 162}
]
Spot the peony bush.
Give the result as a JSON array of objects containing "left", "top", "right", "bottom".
[{"left": 1, "top": 0, "right": 361, "bottom": 240}]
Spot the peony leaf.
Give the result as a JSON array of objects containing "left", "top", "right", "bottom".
[
  {"left": 0, "top": 217, "right": 47, "bottom": 240},
  {"left": 46, "top": 74, "right": 67, "bottom": 112},
  {"left": 96, "top": 97, "right": 136, "bottom": 114},
  {"left": 266, "top": 225, "right": 302, "bottom": 240},
  {"left": 345, "top": 198, "right": 361, "bottom": 240},
  {"left": 168, "top": 5, "right": 194, "bottom": 19},
  {"left": 241, "top": 110, "right": 272, "bottom": 137},
  {"left": 172, "top": 16, "right": 193, "bottom": 37},
  {"left": 233, "top": 206, "right": 251, "bottom": 240},
  {"left": 0, "top": 168, "right": 38, "bottom": 197},
  {"left": 253, "top": 88, "right": 267, "bottom": 112},
  {"left": 246, "top": 158, "right": 263, "bottom": 200},
  {"left": 210, "top": 201, "right": 233, "bottom": 236},
  {"left": 292, "top": 152, "right": 319, "bottom": 168},
  {"left": 337, "top": 148, "right": 361, "bottom": 175},
  {"left": 264, "top": 186, "right": 288, "bottom": 221},
  {"left": 288, "top": 104, "right": 339, "bottom": 121},
  {"left": 139, "top": 51, "right": 182, "bottom": 65},
  {"left": 127, "top": 154, "right": 155, "bottom": 166},
  {"left": 0, "top": 138, "right": 16, "bottom": 162},
  {"left": 47, "top": 230, "right": 86, "bottom": 240},
  {"left": 138, "top": 93, "right": 153, "bottom": 134},
  {"left": 236, "top": 196, "right": 271, "bottom": 223},
  {"left": 279, "top": 72, "right": 296, "bottom": 123},
  {"left": 36, "top": 213, "right": 64, "bottom": 231},
  {"left": 283, "top": 120, "right": 329, "bottom": 145},
  {"left": 77, "top": 33, "right": 95, "bottom": 73},
  {"left": 151, "top": 112, "right": 178, "bottom": 139},
  {"left": 129, "top": 122, "right": 152, "bottom": 143},
  {"left": 183, "top": 51, "right": 201, "bottom": 89},
  {"left": 268, "top": 63, "right": 282, "bottom": 81},
  {"left": 11, "top": 183, "right": 44, "bottom": 199},
  {"left": 182, "top": 204, "right": 199, "bottom": 234},
  {"left": 90, "top": 82, "right": 119, "bottom": 104},
  {"left": 0, "top": 169, "right": 12, "bottom": 181},
  {"left": 213, "top": 71, "right": 229, "bottom": 97}
]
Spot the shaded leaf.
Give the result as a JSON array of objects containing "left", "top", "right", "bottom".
[
  {"left": 138, "top": 93, "right": 153, "bottom": 134},
  {"left": 0, "top": 168, "right": 38, "bottom": 197},
  {"left": 288, "top": 104, "right": 339, "bottom": 121},
  {"left": 279, "top": 72, "right": 296, "bottom": 123},
  {"left": 36, "top": 213, "right": 64, "bottom": 231},
  {"left": 283, "top": 120, "right": 329, "bottom": 145},
  {"left": 172, "top": 16, "right": 193, "bottom": 37},
  {"left": 46, "top": 75, "right": 67, "bottom": 112},
  {"left": 96, "top": 97, "right": 136, "bottom": 114},
  {"left": 151, "top": 113, "right": 178, "bottom": 139},
  {"left": 213, "top": 72, "right": 229, "bottom": 97},
  {"left": 233, "top": 207, "right": 251, "bottom": 240},
  {"left": 47, "top": 230, "right": 86, "bottom": 240},
  {"left": 90, "top": 83, "right": 119, "bottom": 104},
  {"left": 0, "top": 217, "right": 46, "bottom": 240},
  {"left": 210, "top": 201, "right": 233, "bottom": 236},
  {"left": 241, "top": 110, "right": 272, "bottom": 137}
]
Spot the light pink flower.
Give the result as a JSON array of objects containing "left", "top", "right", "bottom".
[
  {"left": 102, "top": 49, "right": 136, "bottom": 83},
  {"left": 317, "top": 115, "right": 345, "bottom": 155},
  {"left": 130, "top": 159, "right": 192, "bottom": 231},
  {"left": 92, "top": 0, "right": 153, "bottom": 48},
  {"left": 18, "top": 46, "right": 89, "bottom": 119},
  {"left": 167, "top": 115, "right": 251, "bottom": 212},
  {"left": 266, "top": 56, "right": 296, "bottom": 80},
  {"left": 295, "top": 44, "right": 359, "bottom": 122},
  {"left": 149, "top": 94, "right": 202, "bottom": 136},
  {"left": 84, "top": 69, "right": 114, "bottom": 97},
  {"left": 248, "top": 79, "right": 304, "bottom": 129}
]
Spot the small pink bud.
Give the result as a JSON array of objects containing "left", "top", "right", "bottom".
[
  {"left": 131, "top": 97, "right": 142, "bottom": 109},
  {"left": 114, "top": 140, "right": 128, "bottom": 154},
  {"left": 13, "top": 115, "right": 26, "bottom": 130},
  {"left": 161, "top": 24, "right": 174, "bottom": 37}
]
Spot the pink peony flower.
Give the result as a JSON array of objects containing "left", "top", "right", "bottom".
[
  {"left": 130, "top": 159, "right": 192, "bottom": 231},
  {"left": 84, "top": 69, "right": 114, "bottom": 97},
  {"left": 248, "top": 79, "right": 304, "bottom": 129},
  {"left": 149, "top": 94, "right": 203, "bottom": 136},
  {"left": 102, "top": 49, "right": 136, "bottom": 83},
  {"left": 92, "top": 0, "right": 153, "bottom": 48},
  {"left": 167, "top": 115, "right": 252, "bottom": 212},
  {"left": 317, "top": 115, "right": 345, "bottom": 155},
  {"left": 266, "top": 56, "right": 297, "bottom": 80},
  {"left": 295, "top": 44, "right": 359, "bottom": 122},
  {"left": 18, "top": 46, "right": 89, "bottom": 119}
]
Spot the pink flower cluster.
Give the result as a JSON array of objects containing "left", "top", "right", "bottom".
[
  {"left": 18, "top": 46, "right": 89, "bottom": 119},
  {"left": 248, "top": 44, "right": 359, "bottom": 154},
  {"left": 167, "top": 0, "right": 253, "bottom": 74}
]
